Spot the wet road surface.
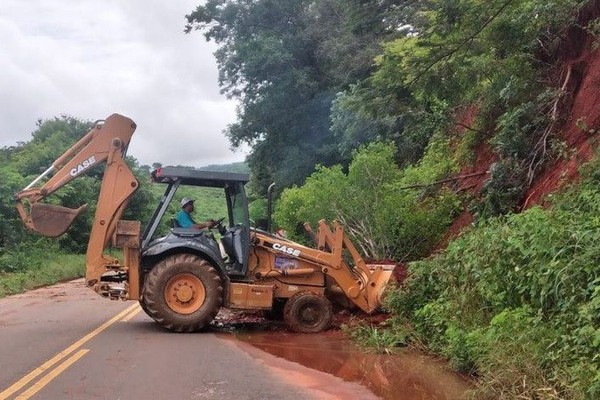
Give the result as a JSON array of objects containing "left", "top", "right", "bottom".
[
  {"left": 230, "top": 331, "right": 470, "bottom": 400},
  {"left": 0, "top": 279, "right": 470, "bottom": 399}
]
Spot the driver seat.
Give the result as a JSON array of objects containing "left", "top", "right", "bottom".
[{"left": 220, "top": 226, "right": 246, "bottom": 275}]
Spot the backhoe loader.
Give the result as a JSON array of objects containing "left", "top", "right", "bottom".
[{"left": 15, "top": 114, "right": 393, "bottom": 333}]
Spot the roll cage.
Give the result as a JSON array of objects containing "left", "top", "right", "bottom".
[{"left": 143, "top": 166, "right": 252, "bottom": 274}]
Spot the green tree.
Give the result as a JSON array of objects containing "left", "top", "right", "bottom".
[
  {"left": 275, "top": 142, "right": 459, "bottom": 261},
  {"left": 186, "top": 0, "right": 405, "bottom": 194},
  {"left": 0, "top": 164, "right": 27, "bottom": 250},
  {"left": 332, "top": 0, "right": 587, "bottom": 214},
  {"left": 0, "top": 116, "right": 154, "bottom": 256}
]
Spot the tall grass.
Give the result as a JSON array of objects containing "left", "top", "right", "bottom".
[{"left": 0, "top": 252, "right": 84, "bottom": 298}]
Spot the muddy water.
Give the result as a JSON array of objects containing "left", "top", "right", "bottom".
[{"left": 232, "top": 330, "right": 471, "bottom": 400}]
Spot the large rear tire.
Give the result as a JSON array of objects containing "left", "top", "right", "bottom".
[
  {"left": 284, "top": 291, "right": 332, "bottom": 333},
  {"left": 142, "top": 254, "right": 223, "bottom": 332}
]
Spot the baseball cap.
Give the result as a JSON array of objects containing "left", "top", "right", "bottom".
[{"left": 181, "top": 197, "right": 194, "bottom": 207}]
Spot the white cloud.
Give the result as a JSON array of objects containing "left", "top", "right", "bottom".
[{"left": 0, "top": 0, "right": 247, "bottom": 167}]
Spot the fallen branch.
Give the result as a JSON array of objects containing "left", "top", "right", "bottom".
[
  {"left": 454, "top": 122, "right": 487, "bottom": 134},
  {"left": 552, "top": 64, "right": 572, "bottom": 121}
]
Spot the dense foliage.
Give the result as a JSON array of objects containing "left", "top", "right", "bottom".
[
  {"left": 385, "top": 153, "right": 600, "bottom": 398},
  {"left": 335, "top": 0, "right": 589, "bottom": 217},
  {"left": 275, "top": 142, "right": 460, "bottom": 261},
  {"left": 188, "top": 0, "right": 587, "bottom": 209},
  {"left": 185, "top": 0, "right": 405, "bottom": 195},
  {"left": 187, "top": 0, "right": 599, "bottom": 397}
]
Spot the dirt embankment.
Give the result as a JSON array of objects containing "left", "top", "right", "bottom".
[
  {"left": 444, "top": 2, "right": 600, "bottom": 241},
  {"left": 523, "top": 1, "right": 600, "bottom": 207}
]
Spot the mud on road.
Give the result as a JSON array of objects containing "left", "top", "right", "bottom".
[{"left": 211, "top": 308, "right": 471, "bottom": 400}]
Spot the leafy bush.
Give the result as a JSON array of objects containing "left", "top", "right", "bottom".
[
  {"left": 275, "top": 142, "right": 461, "bottom": 261},
  {"left": 0, "top": 252, "right": 85, "bottom": 297},
  {"left": 0, "top": 239, "right": 61, "bottom": 273},
  {"left": 383, "top": 152, "right": 600, "bottom": 398},
  {"left": 334, "top": 0, "right": 587, "bottom": 216},
  {"left": 248, "top": 198, "right": 268, "bottom": 228}
]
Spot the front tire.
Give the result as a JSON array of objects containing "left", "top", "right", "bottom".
[
  {"left": 284, "top": 291, "right": 332, "bottom": 333},
  {"left": 142, "top": 254, "right": 223, "bottom": 332},
  {"left": 139, "top": 297, "right": 150, "bottom": 316}
]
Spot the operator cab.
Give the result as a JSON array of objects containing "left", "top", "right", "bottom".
[{"left": 142, "top": 167, "right": 251, "bottom": 276}]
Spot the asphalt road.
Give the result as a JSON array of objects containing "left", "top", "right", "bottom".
[{"left": 0, "top": 280, "right": 376, "bottom": 400}]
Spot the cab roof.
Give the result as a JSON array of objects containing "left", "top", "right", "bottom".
[{"left": 151, "top": 166, "right": 250, "bottom": 188}]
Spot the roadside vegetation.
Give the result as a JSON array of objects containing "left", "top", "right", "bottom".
[
  {"left": 275, "top": 141, "right": 461, "bottom": 262},
  {"left": 2, "top": 0, "right": 600, "bottom": 398},
  {"left": 0, "top": 243, "right": 84, "bottom": 297},
  {"left": 383, "top": 154, "right": 600, "bottom": 398}
]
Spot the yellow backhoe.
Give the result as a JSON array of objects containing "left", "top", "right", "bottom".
[{"left": 15, "top": 114, "right": 393, "bottom": 333}]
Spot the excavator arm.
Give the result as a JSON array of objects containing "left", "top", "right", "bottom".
[{"left": 15, "top": 114, "right": 141, "bottom": 298}]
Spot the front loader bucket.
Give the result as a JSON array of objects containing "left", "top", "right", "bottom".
[
  {"left": 30, "top": 203, "right": 87, "bottom": 237},
  {"left": 366, "top": 265, "right": 396, "bottom": 312}
]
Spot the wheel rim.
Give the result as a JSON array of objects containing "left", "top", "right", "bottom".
[
  {"left": 164, "top": 273, "right": 206, "bottom": 315},
  {"left": 298, "top": 302, "right": 321, "bottom": 327}
]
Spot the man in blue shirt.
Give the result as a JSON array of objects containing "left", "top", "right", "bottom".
[{"left": 176, "top": 197, "right": 216, "bottom": 229}]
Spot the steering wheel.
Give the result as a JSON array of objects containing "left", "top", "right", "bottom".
[{"left": 211, "top": 217, "right": 226, "bottom": 234}]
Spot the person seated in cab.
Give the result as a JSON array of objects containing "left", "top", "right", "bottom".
[{"left": 177, "top": 197, "right": 216, "bottom": 229}]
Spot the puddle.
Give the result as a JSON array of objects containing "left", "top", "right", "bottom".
[
  {"left": 209, "top": 309, "right": 471, "bottom": 399},
  {"left": 231, "top": 330, "right": 471, "bottom": 400}
]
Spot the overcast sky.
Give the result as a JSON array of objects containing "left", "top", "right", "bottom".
[{"left": 0, "top": 0, "right": 248, "bottom": 168}]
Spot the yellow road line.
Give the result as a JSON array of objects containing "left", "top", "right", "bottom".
[
  {"left": 0, "top": 302, "right": 138, "bottom": 400},
  {"left": 15, "top": 349, "right": 90, "bottom": 400},
  {"left": 121, "top": 305, "right": 141, "bottom": 322}
]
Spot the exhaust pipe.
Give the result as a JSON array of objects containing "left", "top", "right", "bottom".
[{"left": 266, "top": 182, "right": 275, "bottom": 233}]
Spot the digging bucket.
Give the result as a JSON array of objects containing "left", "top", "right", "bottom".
[{"left": 30, "top": 203, "right": 87, "bottom": 237}]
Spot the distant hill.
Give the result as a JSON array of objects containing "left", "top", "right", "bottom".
[{"left": 197, "top": 162, "right": 249, "bottom": 174}]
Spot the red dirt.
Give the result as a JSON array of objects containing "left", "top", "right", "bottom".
[
  {"left": 366, "top": 259, "right": 408, "bottom": 286},
  {"left": 523, "top": 5, "right": 600, "bottom": 208},
  {"left": 438, "top": 209, "right": 474, "bottom": 249},
  {"left": 523, "top": 55, "right": 600, "bottom": 206},
  {"left": 451, "top": 105, "right": 496, "bottom": 195},
  {"left": 210, "top": 305, "right": 392, "bottom": 333},
  {"left": 440, "top": 5, "right": 600, "bottom": 242},
  {"left": 438, "top": 107, "right": 496, "bottom": 245}
]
